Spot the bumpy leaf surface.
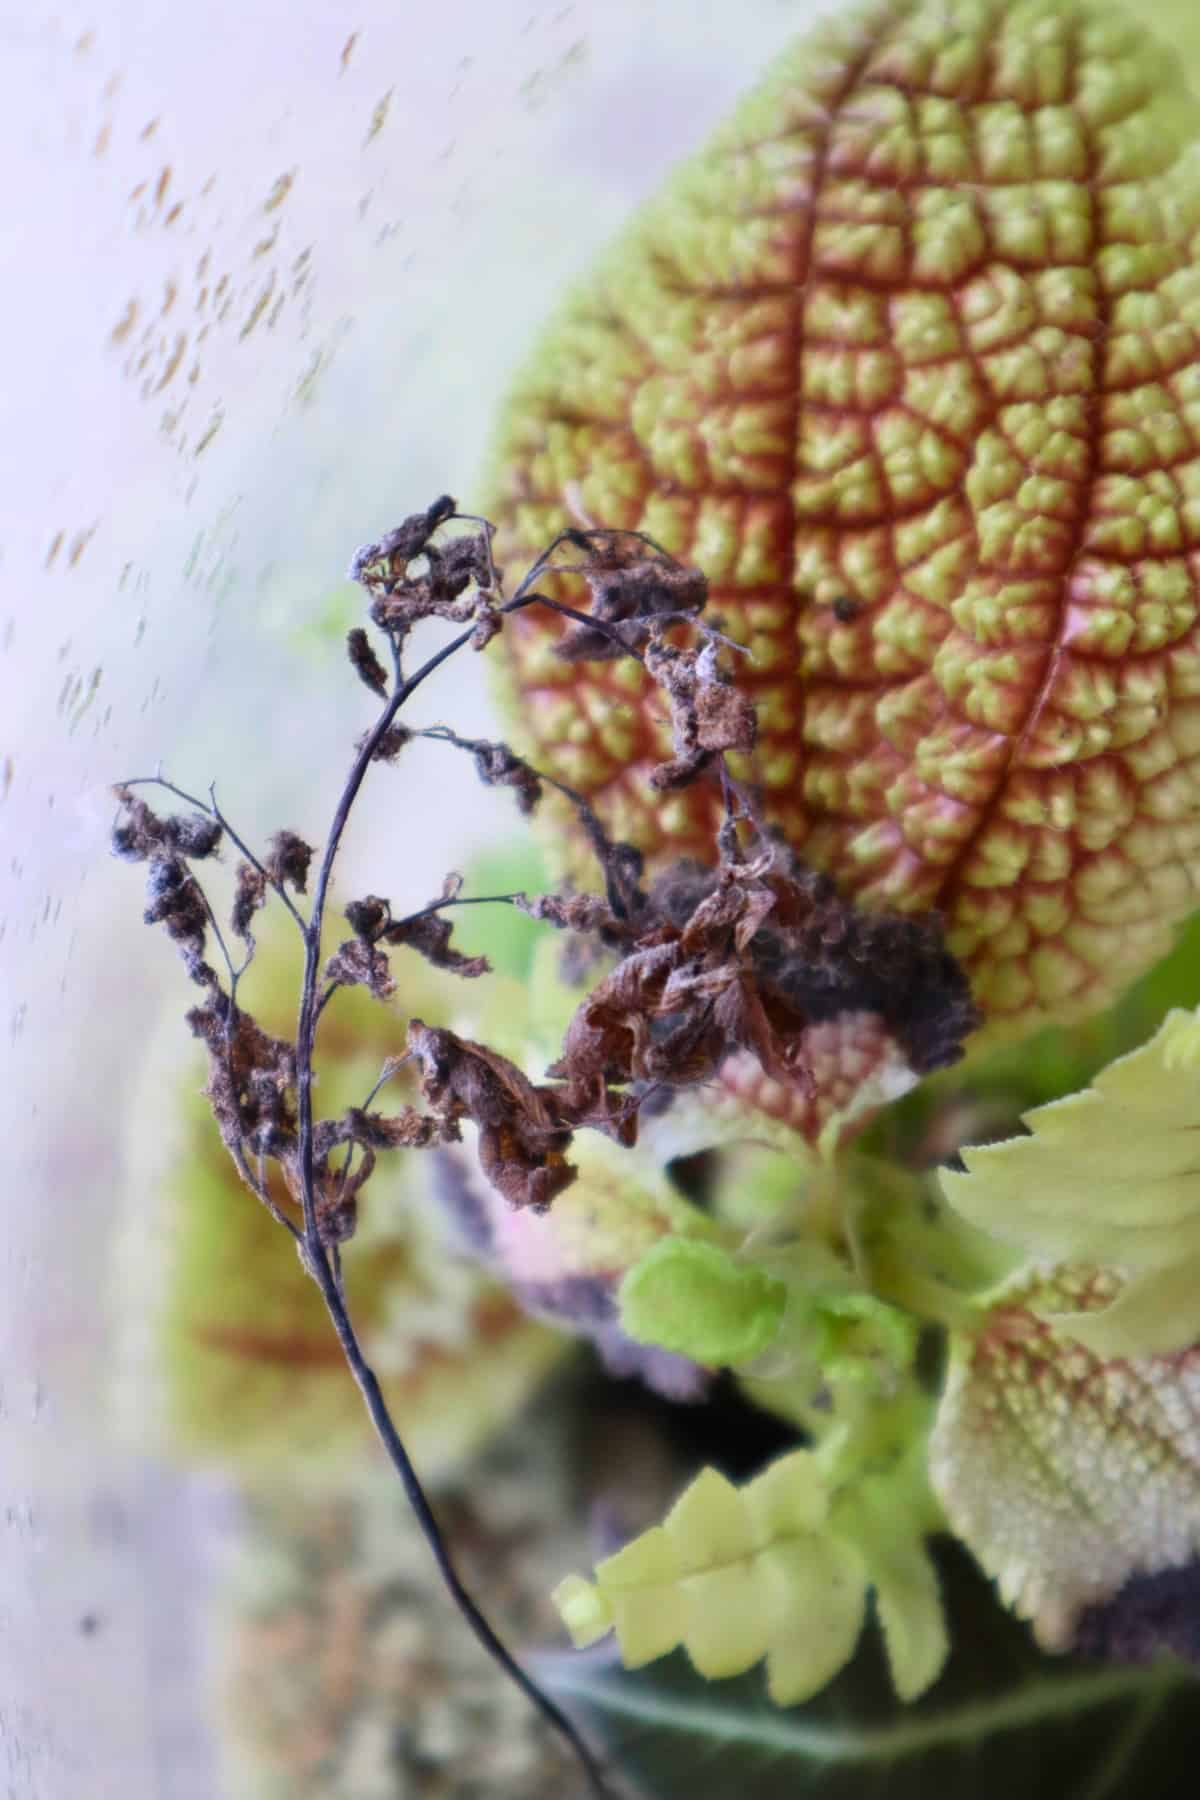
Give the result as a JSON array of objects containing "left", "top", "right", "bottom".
[
  {"left": 929, "top": 1264, "right": 1200, "bottom": 1650},
  {"left": 486, "top": 0, "right": 1200, "bottom": 1032},
  {"left": 618, "top": 1236, "right": 788, "bottom": 1367}
]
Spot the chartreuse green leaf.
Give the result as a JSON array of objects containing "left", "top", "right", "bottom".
[
  {"left": 554, "top": 1443, "right": 947, "bottom": 1705},
  {"left": 554, "top": 1456, "right": 868, "bottom": 1702},
  {"left": 618, "top": 1238, "right": 787, "bottom": 1367},
  {"left": 929, "top": 1264, "right": 1200, "bottom": 1653},
  {"left": 800, "top": 1291, "right": 919, "bottom": 1391},
  {"left": 618, "top": 1208, "right": 920, "bottom": 1405},
  {"left": 833, "top": 1462, "right": 947, "bottom": 1704},
  {"left": 926, "top": 1011, "right": 1200, "bottom": 1652},
  {"left": 939, "top": 1008, "right": 1200, "bottom": 1356}
]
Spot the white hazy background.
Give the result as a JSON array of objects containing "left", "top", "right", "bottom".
[{"left": 0, "top": 2, "right": 823, "bottom": 1792}]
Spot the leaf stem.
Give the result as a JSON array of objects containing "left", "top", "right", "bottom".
[{"left": 869, "top": 1246, "right": 981, "bottom": 1336}]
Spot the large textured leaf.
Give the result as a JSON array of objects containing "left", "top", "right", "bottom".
[
  {"left": 485, "top": 0, "right": 1200, "bottom": 1037},
  {"left": 929, "top": 1264, "right": 1200, "bottom": 1650}
]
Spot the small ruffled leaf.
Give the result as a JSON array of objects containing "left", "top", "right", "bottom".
[
  {"left": 929, "top": 1264, "right": 1200, "bottom": 1653},
  {"left": 618, "top": 1237, "right": 787, "bottom": 1367},
  {"left": 801, "top": 1291, "right": 918, "bottom": 1390},
  {"left": 940, "top": 1009, "right": 1200, "bottom": 1354}
]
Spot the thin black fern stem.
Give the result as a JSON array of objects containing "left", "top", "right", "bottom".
[
  {"left": 289, "top": 612, "right": 614, "bottom": 1799},
  {"left": 306, "top": 1244, "right": 613, "bottom": 1797},
  {"left": 119, "top": 529, "right": 707, "bottom": 1799},
  {"left": 292, "top": 616, "right": 480, "bottom": 1226}
]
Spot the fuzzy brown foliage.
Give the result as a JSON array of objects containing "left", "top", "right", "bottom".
[
  {"left": 548, "top": 840, "right": 979, "bottom": 1114},
  {"left": 553, "top": 528, "right": 707, "bottom": 662},
  {"left": 187, "top": 992, "right": 298, "bottom": 1163},
  {"left": 350, "top": 495, "right": 500, "bottom": 650},
  {"left": 407, "top": 1021, "right": 575, "bottom": 1211},
  {"left": 346, "top": 625, "right": 389, "bottom": 697},
  {"left": 644, "top": 634, "right": 758, "bottom": 791},
  {"left": 266, "top": 830, "right": 314, "bottom": 895},
  {"left": 112, "top": 496, "right": 983, "bottom": 1800},
  {"left": 232, "top": 862, "right": 268, "bottom": 948},
  {"left": 324, "top": 935, "right": 396, "bottom": 1002},
  {"left": 385, "top": 911, "right": 490, "bottom": 981}
]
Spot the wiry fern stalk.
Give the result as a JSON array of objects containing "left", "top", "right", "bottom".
[
  {"left": 115, "top": 501, "right": 731, "bottom": 1800},
  {"left": 115, "top": 499, "right": 976, "bottom": 1792}
]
